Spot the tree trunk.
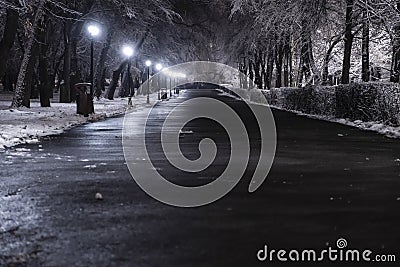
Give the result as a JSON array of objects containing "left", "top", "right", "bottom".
[
  {"left": 322, "top": 37, "right": 342, "bottom": 85},
  {"left": 390, "top": 35, "right": 400, "bottom": 83},
  {"left": 94, "top": 32, "right": 112, "bottom": 98},
  {"left": 61, "top": 21, "right": 72, "bottom": 103},
  {"left": 47, "top": 29, "right": 60, "bottom": 98},
  {"left": 254, "top": 52, "right": 262, "bottom": 89},
  {"left": 69, "top": 22, "right": 85, "bottom": 102},
  {"left": 275, "top": 40, "right": 284, "bottom": 88},
  {"left": 50, "top": 52, "right": 65, "bottom": 98},
  {"left": 361, "top": 10, "right": 370, "bottom": 82},
  {"left": 11, "top": 0, "right": 45, "bottom": 108},
  {"left": 120, "top": 70, "right": 128, "bottom": 97},
  {"left": 248, "top": 58, "right": 254, "bottom": 83},
  {"left": 265, "top": 49, "right": 274, "bottom": 90},
  {"left": 260, "top": 53, "right": 266, "bottom": 89},
  {"left": 69, "top": 37, "right": 80, "bottom": 102},
  {"left": 106, "top": 60, "right": 128, "bottom": 100},
  {"left": 119, "top": 67, "right": 135, "bottom": 97},
  {"left": 341, "top": 0, "right": 354, "bottom": 84},
  {"left": 297, "top": 53, "right": 304, "bottom": 87},
  {"left": 38, "top": 14, "right": 51, "bottom": 107},
  {"left": 0, "top": 4, "right": 19, "bottom": 80},
  {"left": 29, "top": 66, "right": 39, "bottom": 100},
  {"left": 283, "top": 35, "right": 291, "bottom": 87},
  {"left": 242, "top": 57, "right": 248, "bottom": 89},
  {"left": 391, "top": 1, "right": 400, "bottom": 82},
  {"left": 238, "top": 58, "right": 243, "bottom": 88},
  {"left": 16, "top": 26, "right": 25, "bottom": 54},
  {"left": 308, "top": 37, "right": 320, "bottom": 85},
  {"left": 297, "top": 19, "right": 313, "bottom": 87},
  {"left": 289, "top": 38, "right": 293, "bottom": 87}
]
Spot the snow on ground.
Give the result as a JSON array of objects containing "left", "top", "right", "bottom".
[
  {"left": 216, "top": 89, "right": 241, "bottom": 100},
  {"left": 0, "top": 93, "right": 157, "bottom": 151},
  {"left": 272, "top": 106, "right": 400, "bottom": 139},
  {"left": 332, "top": 119, "right": 400, "bottom": 139}
]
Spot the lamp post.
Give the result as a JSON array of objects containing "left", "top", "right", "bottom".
[
  {"left": 155, "top": 63, "right": 163, "bottom": 100},
  {"left": 123, "top": 46, "right": 134, "bottom": 105},
  {"left": 145, "top": 60, "right": 152, "bottom": 104},
  {"left": 169, "top": 73, "right": 172, "bottom": 94},
  {"left": 175, "top": 73, "right": 186, "bottom": 94},
  {"left": 87, "top": 24, "right": 100, "bottom": 113}
]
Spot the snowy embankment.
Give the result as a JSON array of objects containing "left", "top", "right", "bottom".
[
  {"left": 270, "top": 105, "right": 400, "bottom": 139},
  {"left": 263, "top": 83, "right": 400, "bottom": 139},
  {"left": 218, "top": 83, "right": 400, "bottom": 139},
  {"left": 0, "top": 94, "right": 154, "bottom": 151}
]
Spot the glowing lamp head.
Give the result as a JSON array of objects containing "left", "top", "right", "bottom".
[
  {"left": 87, "top": 24, "right": 100, "bottom": 37},
  {"left": 155, "top": 63, "right": 163, "bottom": 71},
  {"left": 122, "top": 46, "right": 134, "bottom": 57},
  {"left": 145, "top": 60, "right": 152, "bottom": 67}
]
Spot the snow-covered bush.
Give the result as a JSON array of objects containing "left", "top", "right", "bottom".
[
  {"left": 335, "top": 83, "right": 380, "bottom": 122},
  {"left": 268, "top": 86, "right": 335, "bottom": 116},
  {"left": 266, "top": 83, "right": 400, "bottom": 126},
  {"left": 374, "top": 83, "right": 400, "bottom": 126}
]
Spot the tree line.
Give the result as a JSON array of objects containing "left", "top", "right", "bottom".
[
  {"left": 0, "top": 0, "right": 180, "bottom": 108},
  {"left": 227, "top": 0, "right": 400, "bottom": 90},
  {"left": 2, "top": 0, "right": 400, "bottom": 109}
]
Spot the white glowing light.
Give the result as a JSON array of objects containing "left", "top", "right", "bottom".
[
  {"left": 87, "top": 24, "right": 100, "bottom": 37},
  {"left": 156, "top": 63, "right": 163, "bottom": 71},
  {"left": 122, "top": 46, "right": 134, "bottom": 57}
]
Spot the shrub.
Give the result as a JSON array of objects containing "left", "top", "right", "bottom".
[{"left": 265, "top": 83, "right": 400, "bottom": 126}]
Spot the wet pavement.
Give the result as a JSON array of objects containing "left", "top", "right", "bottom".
[{"left": 1, "top": 89, "right": 400, "bottom": 266}]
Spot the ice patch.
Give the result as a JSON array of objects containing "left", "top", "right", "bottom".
[
  {"left": 179, "top": 130, "right": 194, "bottom": 134},
  {"left": 84, "top": 165, "right": 97, "bottom": 169},
  {"left": 15, "top": 148, "right": 31, "bottom": 152}
]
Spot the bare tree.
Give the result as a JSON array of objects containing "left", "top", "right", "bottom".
[
  {"left": 11, "top": 0, "right": 46, "bottom": 108},
  {"left": 0, "top": 0, "right": 19, "bottom": 80}
]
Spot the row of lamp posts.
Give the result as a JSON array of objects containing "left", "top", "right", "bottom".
[{"left": 85, "top": 22, "right": 186, "bottom": 113}]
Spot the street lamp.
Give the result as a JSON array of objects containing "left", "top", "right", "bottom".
[
  {"left": 88, "top": 25, "right": 100, "bottom": 37},
  {"left": 145, "top": 60, "right": 152, "bottom": 103},
  {"left": 123, "top": 46, "right": 134, "bottom": 105},
  {"left": 87, "top": 23, "right": 100, "bottom": 113},
  {"left": 167, "top": 72, "right": 186, "bottom": 94},
  {"left": 122, "top": 46, "right": 134, "bottom": 58},
  {"left": 155, "top": 63, "right": 163, "bottom": 71},
  {"left": 155, "top": 63, "right": 163, "bottom": 100}
]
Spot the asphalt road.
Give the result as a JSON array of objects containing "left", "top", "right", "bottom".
[{"left": 1, "top": 89, "right": 400, "bottom": 266}]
